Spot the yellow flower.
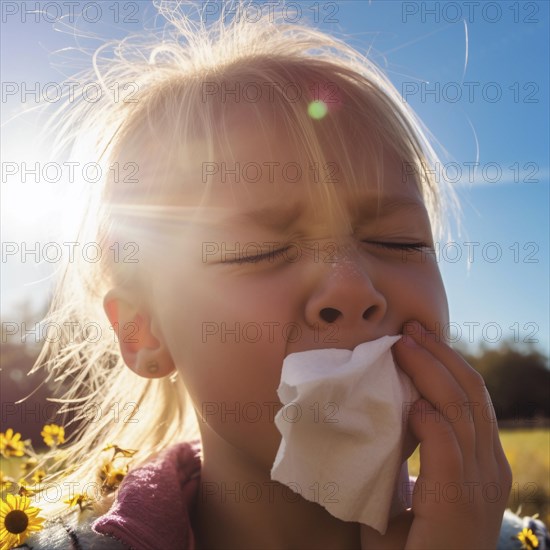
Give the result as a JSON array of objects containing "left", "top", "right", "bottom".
[
  {"left": 0, "top": 494, "right": 45, "bottom": 550},
  {"left": 0, "top": 429, "right": 26, "bottom": 458},
  {"left": 515, "top": 527, "right": 539, "bottom": 549},
  {"left": 30, "top": 469, "right": 47, "bottom": 485},
  {"left": 102, "top": 443, "right": 138, "bottom": 460},
  {"left": 17, "top": 481, "right": 36, "bottom": 498},
  {"left": 41, "top": 424, "right": 65, "bottom": 447},
  {"left": 64, "top": 493, "right": 91, "bottom": 512},
  {"left": 100, "top": 462, "right": 128, "bottom": 492}
]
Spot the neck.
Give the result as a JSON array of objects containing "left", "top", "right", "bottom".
[{"left": 194, "top": 423, "right": 361, "bottom": 550}]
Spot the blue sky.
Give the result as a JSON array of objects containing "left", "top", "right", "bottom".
[{"left": 1, "top": 1, "right": 548, "bottom": 356}]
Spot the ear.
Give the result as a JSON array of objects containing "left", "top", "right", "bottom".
[{"left": 103, "top": 288, "right": 175, "bottom": 379}]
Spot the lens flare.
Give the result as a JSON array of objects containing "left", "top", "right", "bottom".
[{"left": 308, "top": 100, "right": 328, "bottom": 120}]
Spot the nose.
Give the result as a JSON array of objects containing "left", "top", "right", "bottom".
[{"left": 305, "top": 246, "right": 387, "bottom": 333}]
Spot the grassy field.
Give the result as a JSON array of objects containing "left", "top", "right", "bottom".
[{"left": 407, "top": 428, "right": 550, "bottom": 527}]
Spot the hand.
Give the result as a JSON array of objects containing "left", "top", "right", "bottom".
[{"left": 362, "top": 320, "right": 512, "bottom": 550}]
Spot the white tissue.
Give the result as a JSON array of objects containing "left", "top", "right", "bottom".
[{"left": 270, "top": 334, "right": 419, "bottom": 535}]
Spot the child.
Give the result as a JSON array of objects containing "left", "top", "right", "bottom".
[{"left": 3, "top": 1, "right": 548, "bottom": 549}]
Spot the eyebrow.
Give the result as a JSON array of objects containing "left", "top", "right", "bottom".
[
  {"left": 350, "top": 195, "right": 428, "bottom": 219},
  {"left": 223, "top": 202, "right": 304, "bottom": 232},
  {"left": 223, "top": 195, "right": 427, "bottom": 231}
]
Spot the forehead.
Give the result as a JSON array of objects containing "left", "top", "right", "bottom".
[
  {"left": 120, "top": 95, "right": 427, "bottom": 235},
  {"left": 194, "top": 116, "right": 424, "bottom": 225}
]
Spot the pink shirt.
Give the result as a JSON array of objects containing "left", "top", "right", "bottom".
[{"left": 93, "top": 439, "right": 202, "bottom": 549}]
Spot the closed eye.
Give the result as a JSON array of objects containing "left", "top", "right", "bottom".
[
  {"left": 365, "top": 241, "right": 430, "bottom": 252},
  {"left": 223, "top": 247, "right": 290, "bottom": 264},
  {"left": 222, "top": 241, "right": 431, "bottom": 264}
]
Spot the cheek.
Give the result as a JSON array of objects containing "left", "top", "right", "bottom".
[
  {"left": 173, "top": 272, "right": 294, "bottom": 355},
  {"left": 386, "top": 259, "right": 449, "bottom": 328},
  {"left": 185, "top": 345, "right": 284, "bottom": 465},
  {"left": 153, "top": 267, "right": 292, "bottom": 466}
]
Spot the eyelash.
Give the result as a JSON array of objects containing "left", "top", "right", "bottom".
[
  {"left": 226, "top": 248, "right": 290, "bottom": 264},
  {"left": 224, "top": 242, "right": 429, "bottom": 264},
  {"left": 366, "top": 241, "right": 429, "bottom": 252}
]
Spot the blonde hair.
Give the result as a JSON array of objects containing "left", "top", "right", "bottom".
[{"left": 26, "top": 0, "right": 456, "bottom": 517}]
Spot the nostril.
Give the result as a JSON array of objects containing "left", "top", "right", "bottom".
[
  {"left": 320, "top": 307, "right": 341, "bottom": 323},
  {"left": 362, "top": 305, "right": 378, "bottom": 320}
]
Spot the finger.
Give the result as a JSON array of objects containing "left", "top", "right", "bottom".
[
  {"left": 393, "top": 334, "right": 476, "bottom": 461},
  {"left": 408, "top": 399, "right": 463, "bottom": 482},
  {"left": 405, "top": 325, "right": 512, "bottom": 503},
  {"left": 406, "top": 320, "right": 491, "bottom": 403},
  {"left": 403, "top": 321, "right": 497, "bottom": 466},
  {"left": 475, "top": 383, "right": 500, "bottom": 466},
  {"left": 492, "top": 417, "right": 513, "bottom": 494}
]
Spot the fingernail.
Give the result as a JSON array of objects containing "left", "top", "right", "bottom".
[{"left": 402, "top": 333, "right": 420, "bottom": 348}]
